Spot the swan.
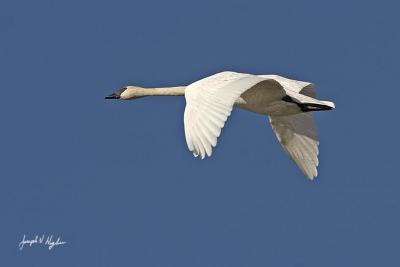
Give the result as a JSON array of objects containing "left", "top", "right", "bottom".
[{"left": 105, "top": 71, "right": 335, "bottom": 179}]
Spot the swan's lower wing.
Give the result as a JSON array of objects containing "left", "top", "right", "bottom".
[
  {"left": 184, "top": 71, "right": 283, "bottom": 159},
  {"left": 269, "top": 113, "right": 319, "bottom": 179}
]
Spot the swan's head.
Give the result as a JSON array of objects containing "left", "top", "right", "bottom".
[{"left": 105, "top": 86, "right": 144, "bottom": 100}]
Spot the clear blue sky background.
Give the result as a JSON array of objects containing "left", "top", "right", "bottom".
[{"left": 1, "top": 0, "right": 399, "bottom": 266}]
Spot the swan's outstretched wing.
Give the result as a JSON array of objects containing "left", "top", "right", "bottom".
[
  {"left": 184, "top": 71, "right": 283, "bottom": 158},
  {"left": 269, "top": 113, "right": 319, "bottom": 179}
]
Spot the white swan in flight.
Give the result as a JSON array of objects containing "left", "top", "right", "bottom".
[{"left": 105, "top": 71, "right": 335, "bottom": 179}]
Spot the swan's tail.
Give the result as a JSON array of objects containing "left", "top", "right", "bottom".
[
  {"left": 284, "top": 92, "right": 335, "bottom": 112},
  {"left": 298, "top": 100, "right": 335, "bottom": 112}
]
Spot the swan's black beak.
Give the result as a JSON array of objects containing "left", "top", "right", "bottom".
[{"left": 105, "top": 93, "right": 120, "bottom": 99}]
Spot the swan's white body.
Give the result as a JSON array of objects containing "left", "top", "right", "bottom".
[{"left": 108, "top": 71, "right": 335, "bottom": 179}]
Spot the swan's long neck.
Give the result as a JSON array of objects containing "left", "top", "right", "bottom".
[
  {"left": 145, "top": 86, "right": 186, "bottom": 96},
  {"left": 130, "top": 86, "right": 186, "bottom": 98}
]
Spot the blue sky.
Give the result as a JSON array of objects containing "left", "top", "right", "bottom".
[{"left": 1, "top": 0, "right": 399, "bottom": 266}]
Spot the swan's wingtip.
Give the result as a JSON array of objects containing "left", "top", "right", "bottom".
[{"left": 306, "top": 170, "right": 318, "bottom": 181}]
